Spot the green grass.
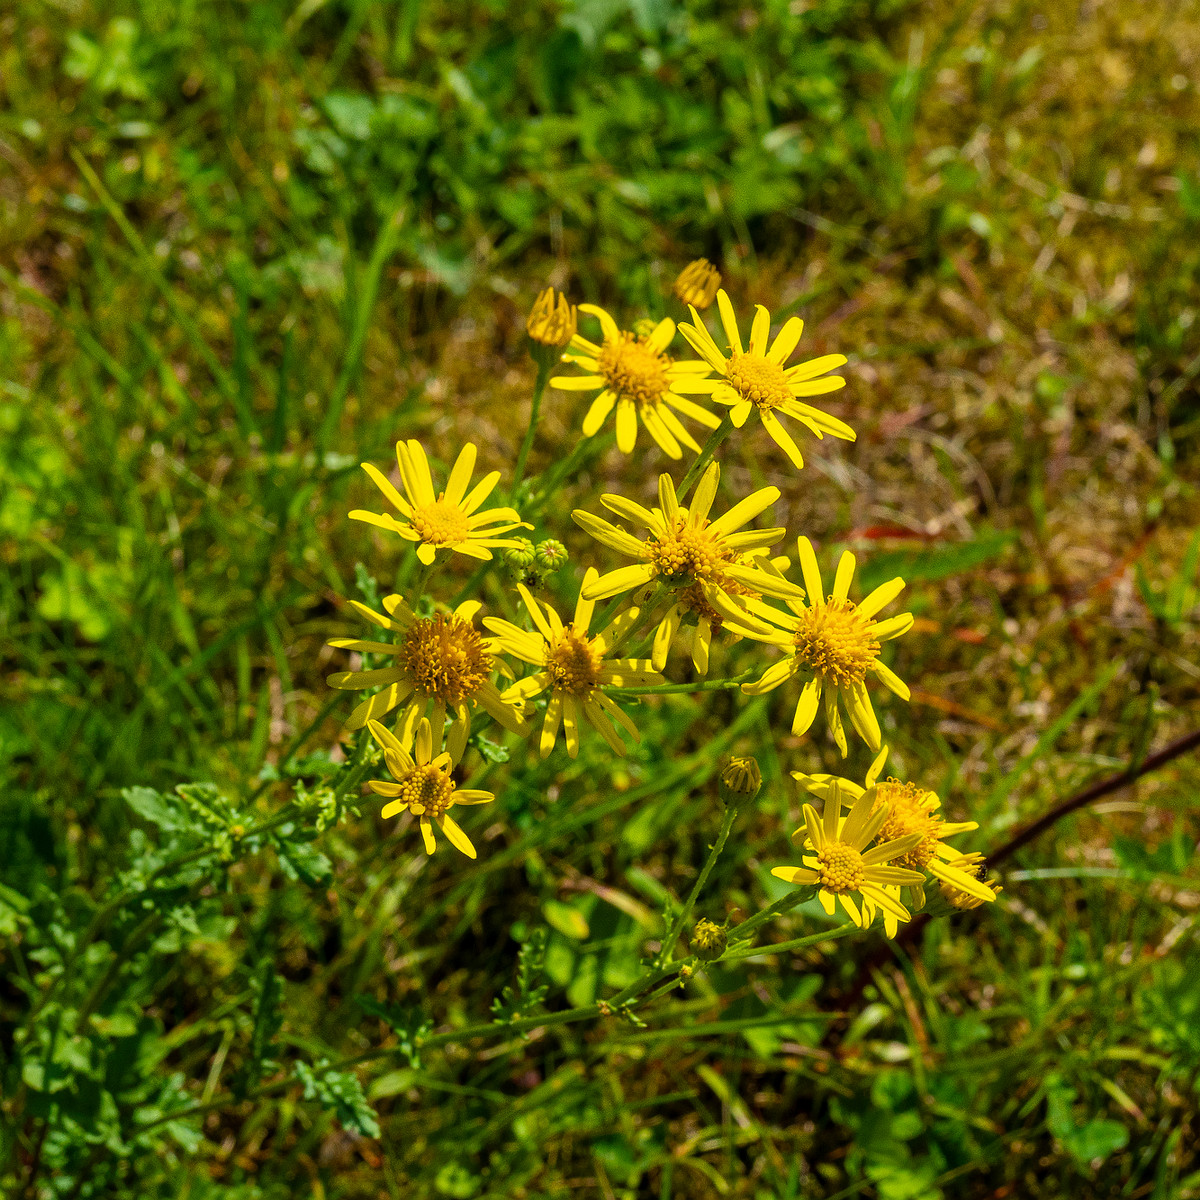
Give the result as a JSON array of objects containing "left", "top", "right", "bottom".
[{"left": 3, "top": 0, "right": 1200, "bottom": 1197}]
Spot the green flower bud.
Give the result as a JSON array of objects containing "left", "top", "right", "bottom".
[
  {"left": 503, "top": 538, "right": 537, "bottom": 572},
  {"left": 535, "top": 539, "right": 568, "bottom": 572},
  {"left": 691, "top": 919, "right": 727, "bottom": 962},
  {"left": 718, "top": 756, "right": 761, "bottom": 805}
]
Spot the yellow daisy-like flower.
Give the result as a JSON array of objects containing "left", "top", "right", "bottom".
[
  {"left": 326, "top": 595, "right": 530, "bottom": 761},
  {"left": 652, "top": 549, "right": 789, "bottom": 674},
  {"left": 770, "top": 781, "right": 926, "bottom": 928},
  {"left": 794, "top": 747, "right": 998, "bottom": 933},
  {"left": 484, "top": 568, "right": 663, "bottom": 758},
  {"left": 937, "top": 853, "right": 1003, "bottom": 910},
  {"left": 674, "top": 289, "right": 854, "bottom": 468},
  {"left": 550, "top": 305, "right": 720, "bottom": 460},
  {"left": 571, "top": 463, "right": 803, "bottom": 650},
  {"left": 742, "top": 537, "right": 913, "bottom": 756},
  {"left": 367, "top": 717, "right": 493, "bottom": 858},
  {"left": 673, "top": 258, "right": 721, "bottom": 309},
  {"left": 350, "top": 440, "right": 530, "bottom": 566}
]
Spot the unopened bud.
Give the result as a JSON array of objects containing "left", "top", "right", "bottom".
[
  {"left": 691, "top": 919, "right": 727, "bottom": 962},
  {"left": 526, "top": 287, "right": 577, "bottom": 349},
  {"left": 673, "top": 258, "right": 721, "bottom": 309},
  {"left": 535, "top": 539, "right": 568, "bottom": 572},
  {"left": 719, "top": 756, "right": 761, "bottom": 804},
  {"left": 503, "top": 538, "right": 537, "bottom": 572},
  {"left": 632, "top": 317, "right": 658, "bottom": 339}
]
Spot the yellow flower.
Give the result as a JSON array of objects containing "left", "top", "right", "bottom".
[
  {"left": 527, "top": 287, "right": 577, "bottom": 347},
  {"left": 326, "top": 595, "right": 530, "bottom": 760},
  {"left": 485, "top": 568, "right": 662, "bottom": 758},
  {"left": 771, "top": 780, "right": 926, "bottom": 928},
  {"left": 794, "top": 747, "right": 997, "bottom": 932},
  {"left": 673, "top": 258, "right": 721, "bottom": 309},
  {"left": 571, "top": 463, "right": 802, "bottom": 655},
  {"left": 550, "top": 305, "right": 720, "bottom": 460},
  {"left": 719, "top": 756, "right": 762, "bottom": 802},
  {"left": 937, "top": 853, "right": 1003, "bottom": 910},
  {"left": 742, "top": 537, "right": 913, "bottom": 756},
  {"left": 651, "top": 549, "right": 787, "bottom": 674},
  {"left": 351, "top": 440, "right": 530, "bottom": 566},
  {"left": 674, "top": 289, "right": 854, "bottom": 468},
  {"left": 367, "top": 717, "right": 493, "bottom": 858}
]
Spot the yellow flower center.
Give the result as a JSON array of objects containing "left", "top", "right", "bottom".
[
  {"left": 598, "top": 332, "right": 671, "bottom": 406},
  {"left": 678, "top": 567, "right": 757, "bottom": 629},
  {"left": 725, "top": 352, "right": 792, "bottom": 410},
  {"left": 395, "top": 763, "right": 456, "bottom": 818},
  {"left": 816, "top": 842, "right": 865, "bottom": 893},
  {"left": 793, "top": 598, "right": 879, "bottom": 687},
  {"left": 411, "top": 496, "right": 471, "bottom": 546},
  {"left": 872, "top": 780, "right": 941, "bottom": 869},
  {"left": 396, "top": 614, "right": 490, "bottom": 705},
  {"left": 650, "top": 518, "right": 731, "bottom": 586},
  {"left": 546, "top": 629, "right": 603, "bottom": 695}
]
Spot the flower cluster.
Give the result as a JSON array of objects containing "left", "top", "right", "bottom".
[{"left": 322, "top": 268, "right": 997, "bottom": 942}]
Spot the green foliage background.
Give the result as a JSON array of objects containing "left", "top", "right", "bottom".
[{"left": 2, "top": 0, "right": 1200, "bottom": 1197}]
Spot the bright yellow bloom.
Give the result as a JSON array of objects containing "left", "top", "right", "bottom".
[
  {"left": 527, "top": 287, "right": 577, "bottom": 347},
  {"left": 367, "top": 717, "right": 493, "bottom": 858},
  {"left": 351, "top": 440, "right": 530, "bottom": 566},
  {"left": 550, "top": 305, "right": 720, "bottom": 460},
  {"left": 675, "top": 289, "right": 854, "bottom": 468},
  {"left": 938, "top": 853, "right": 1003, "bottom": 910},
  {"left": 571, "top": 463, "right": 802, "bottom": 657},
  {"left": 326, "top": 595, "right": 529, "bottom": 761},
  {"left": 794, "top": 747, "right": 997, "bottom": 933},
  {"left": 485, "top": 568, "right": 662, "bottom": 758},
  {"left": 742, "top": 537, "right": 912, "bottom": 756},
  {"left": 651, "top": 549, "right": 788, "bottom": 674},
  {"left": 673, "top": 258, "right": 721, "bottom": 309},
  {"left": 771, "top": 780, "right": 925, "bottom": 928}
]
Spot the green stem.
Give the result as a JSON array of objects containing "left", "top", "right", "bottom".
[
  {"left": 509, "top": 358, "right": 552, "bottom": 504},
  {"left": 676, "top": 413, "right": 734, "bottom": 503},
  {"left": 605, "top": 669, "right": 756, "bottom": 697},
  {"left": 725, "top": 885, "right": 818, "bottom": 946},
  {"left": 656, "top": 803, "right": 739, "bottom": 968},
  {"left": 719, "top": 921, "right": 857, "bottom": 962}
]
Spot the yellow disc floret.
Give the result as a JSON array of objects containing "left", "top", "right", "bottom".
[
  {"left": 724, "top": 352, "right": 794, "bottom": 411},
  {"left": 597, "top": 332, "right": 672, "bottom": 407},
  {"left": 396, "top": 614, "right": 489, "bottom": 706},
  {"left": 871, "top": 780, "right": 941, "bottom": 869},
  {"left": 394, "top": 763, "right": 457, "bottom": 818},
  {"left": 793, "top": 598, "right": 880, "bottom": 688},
  {"left": 410, "top": 497, "right": 472, "bottom": 547},
  {"left": 546, "top": 630, "right": 603, "bottom": 696},
  {"left": 650, "top": 519, "right": 730, "bottom": 585},
  {"left": 816, "top": 842, "right": 866, "bottom": 893}
]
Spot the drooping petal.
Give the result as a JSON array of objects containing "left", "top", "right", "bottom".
[
  {"left": 540, "top": 695, "right": 563, "bottom": 758},
  {"left": 581, "top": 390, "right": 617, "bottom": 436},
  {"left": 792, "top": 678, "right": 822, "bottom": 734},
  {"left": 873, "top": 659, "right": 912, "bottom": 700},
  {"left": 437, "top": 815, "right": 477, "bottom": 859},
  {"left": 761, "top": 410, "right": 805, "bottom": 468},
  {"left": 419, "top": 815, "right": 437, "bottom": 854}
]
